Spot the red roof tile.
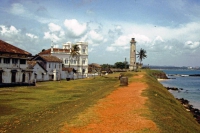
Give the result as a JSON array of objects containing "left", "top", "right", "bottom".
[
  {"left": 0, "top": 40, "right": 31, "bottom": 55},
  {"left": 40, "top": 55, "right": 62, "bottom": 62}
]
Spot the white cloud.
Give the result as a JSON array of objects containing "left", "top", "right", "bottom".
[
  {"left": 43, "top": 32, "right": 61, "bottom": 42},
  {"left": 48, "top": 23, "right": 61, "bottom": 32},
  {"left": 0, "top": 25, "right": 20, "bottom": 37},
  {"left": 43, "top": 23, "right": 65, "bottom": 43},
  {"left": 26, "top": 33, "right": 38, "bottom": 39},
  {"left": 111, "top": 33, "right": 150, "bottom": 47},
  {"left": 184, "top": 41, "right": 200, "bottom": 49},
  {"left": 106, "top": 46, "right": 116, "bottom": 51},
  {"left": 152, "top": 36, "right": 164, "bottom": 46},
  {"left": 89, "top": 30, "right": 104, "bottom": 43},
  {"left": 64, "top": 19, "right": 87, "bottom": 37},
  {"left": 111, "top": 35, "right": 129, "bottom": 47}
]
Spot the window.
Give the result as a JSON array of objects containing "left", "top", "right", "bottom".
[
  {"left": 42, "top": 74, "right": 44, "bottom": 80},
  {"left": 4, "top": 58, "right": 10, "bottom": 64},
  {"left": 82, "top": 59, "right": 85, "bottom": 64},
  {"left": 55, "top": 64, "right": 56, "bottom": 68},
  {"left": 12, "top": 58, "right": 18, "bottom": 64},
  {"left": 82, "top": 69, "right": 85, "bottom": 74},
  {"left": 70, "top": 59, "right": 73, "bottom": 64},
  {"left": 65, "top": 59, "right": 68, "bottom": 64},
  {"left": 20, "top": 59, "right": 26, "bottom": 64},
  {"left": 49, "top": 63, "right": 51, "bottom": 68},
  {"left": 74, "top": 60, "right": 76, "bottom": 64},
  {"left": 82, "top": 48, "right": 86, "bottom": 54}
]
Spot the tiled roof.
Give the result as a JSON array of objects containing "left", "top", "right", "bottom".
[
  {"left": 39, "top": 49, "right": 51, "bottom": 54},
  {"left": 27, "top": 61, "right": 37, "bottom": 68},
  {"left": 39, "top": 48, "right": 70, "bottom": 55},
  {"left": 89, "top": 63, "right": 101, "bottom": 68},
  {"left": 27, "top": 61, "right": 47, "bottom": 72},
  {"left": 40, "top": 55, "right": 62, "bottom": 62},
  {"left": 0, "top": 40, "right": 31, "bottom": 55}
]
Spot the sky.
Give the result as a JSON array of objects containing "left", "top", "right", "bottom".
[{"left": 0, "top": 0, "right": 200, "bottom": 67}]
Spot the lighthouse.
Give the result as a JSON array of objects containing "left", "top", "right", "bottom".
[{"left": 129, "top": 38, "right": 136, "bottom": 71}]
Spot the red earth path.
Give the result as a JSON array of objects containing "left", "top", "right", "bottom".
[{"left": 60, "top": 73, "right": 159, "bottom": 133}]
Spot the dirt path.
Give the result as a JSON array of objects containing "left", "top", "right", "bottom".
[{"left": 60, "top": 73, "right": 159, "bottom": 133}]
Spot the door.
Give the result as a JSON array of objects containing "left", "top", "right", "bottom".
[
  {"left": 11, "top": 72, "right": 16, "bottom": 83},
  {"left": 0, "top": 72, "right": 2, "bottom": 83},
  {"left": 22, "top": 73, "right": 25, "bottom": 82}
]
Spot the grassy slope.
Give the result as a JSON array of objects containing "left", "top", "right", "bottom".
[
  {"left": 1, "top": 70, "right": 200, "bottom": 133},
  {"left": 0, "top": 72, "right": 133, "bottom": 133},
  {"left": 143, "top": 69, "right": 200, "bottom": 132}
]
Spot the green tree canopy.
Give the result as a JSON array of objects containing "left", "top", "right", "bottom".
[
  {"left": 69, "top": 44, "right": 80, "bottom": 68},
  {"left": 114, "top": 62, "right": 125, "bottom": 69},
  {"left": 137, "top": 48, "right": 147, "bottom": 64}
]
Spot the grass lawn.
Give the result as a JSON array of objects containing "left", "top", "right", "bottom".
[
  {"left": 0, "top": 72, "right": 134, "bottom": 133},
  {"left": 143, "top": 69, "right": 200, "bottom": 132},
  {"left": 1, "top": 70, "right": 200, "bottom": 133}
]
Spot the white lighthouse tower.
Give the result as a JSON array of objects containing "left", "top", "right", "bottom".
[{"left": 129, "top": 38, "right": 136, "bottom": 71}]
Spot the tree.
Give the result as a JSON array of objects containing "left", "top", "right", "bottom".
[
  {"left": 137, "top": 48, "right": 147, "bottom": 64},
  {"left": 69, "top": 44, "right": 80, "bottom": 70},
  {"left": 114, "top": 62, "right": 125, "bottom": 69}
]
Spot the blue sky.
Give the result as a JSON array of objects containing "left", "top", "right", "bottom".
[{"left": 0, "top": 0, "right": 200, "bottom": 67}]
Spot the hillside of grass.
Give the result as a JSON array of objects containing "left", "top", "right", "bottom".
[
  {"left": 143, "top": 69, "right": 200, "bottom": 132},
  {"left": 0, "top": 72, "right": 134, "bottom": 133},
  {"left": 1, "top": 70, "right": 200, "bottom": 133}
]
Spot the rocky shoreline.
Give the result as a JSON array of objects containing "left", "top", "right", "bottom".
[
  {"left": 163, "top": 86, "right": 200, "bottom": 124},
  {"left": 176, "top": 98, "right": 200, "bottom": 124},
  {"left": 155, "top": 72, "right": 200, "bottom": 124}
]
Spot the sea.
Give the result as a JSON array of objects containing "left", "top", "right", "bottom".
[{"left": 157, "top": 69, "right": 200, "bottom": 110}]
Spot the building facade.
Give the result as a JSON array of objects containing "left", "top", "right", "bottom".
[
  {"left": 39, "top": 41, "right": 88, "bottom": 79},
  {"left": 31, "top": 55, "right": 62, "bottom": 81},
  {"left": 0, "top": 40, "right": 34, "bottom": 86},
  {"left": 129, "top": 38, "right": 136, "bottom": 71},
  {"left": 27, "top": 61, "right": 47, "bottom": 82}
]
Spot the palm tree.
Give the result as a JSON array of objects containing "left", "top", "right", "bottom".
[
  {"left": 137, "top": 48, "right": 147, "bottom": 65},
  {"left": 69, "top": 44, "right": 80, "bottom": 79}
]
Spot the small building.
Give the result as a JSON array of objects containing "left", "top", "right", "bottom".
[
  {"left": 0, "top": 40, "right": 34, "bottom": 86},
  {"left": 61, "top": 67, "right": 74, "bottom": 80},
  {"left": 31, "top": 55, "right": 62, "bottom": 81},
  {"left": 88, "top": 63, "right": 101, "bottom": 73},
  {"left": 27, "top": 61, "right": 47, "bottom": 82}
]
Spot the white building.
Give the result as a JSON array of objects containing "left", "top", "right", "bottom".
[
  {"left": 39, "top": 41, "right": 88, "bottom": 79},
  {"left": 27, "top": 61, "right": 47, "bottom": 82},
  {"left": 31, "top": 55, "right": 62, "bottom": 81},
  {"left": 0, "top": 40, "right": 34, "bottom": 86}
]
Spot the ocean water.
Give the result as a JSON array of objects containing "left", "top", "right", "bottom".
[{"left": 158, "top": 69, "right": 200, "bottom": 109}]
